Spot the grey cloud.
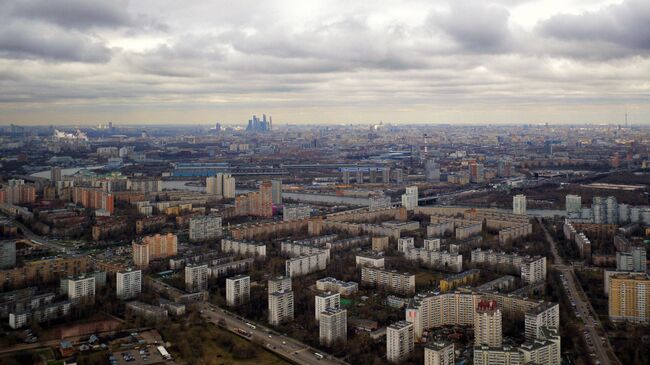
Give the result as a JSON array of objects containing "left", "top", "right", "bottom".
[
  {"left": 538, "top": 0, "right": 650, "bottom": 57},
  {"left": 0, "top": 23, "right": 111, "bottom": 63},
  {"left": 8, "top": 0, "right": 132, "bottom": 30},
  {"left": 429, "top": 0, "right": 513, "bottom": 53}
]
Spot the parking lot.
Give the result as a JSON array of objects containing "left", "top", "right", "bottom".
[{"left": 110, "top": 346, "right": 165, "bottom": 365}]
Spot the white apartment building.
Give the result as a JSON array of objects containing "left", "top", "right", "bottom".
[
  {"left": 189, "top": 215, "right": 223, "bottom": 241},
  {"left": 268, "top": 289, "right": 294, "bottom": 325},
  {"left": 513, "top": 194, "right": 527, "bottom": 215},
  {"left": 474, "top": 301, "right": 503, "bottom": 347},
  {"left": 401, "top": 186, "right": 418, "bottom": 210},
  {"left": 116, "top": 269, "right": 142, "bottom": 300},
  {"left": 319, "top": 308, "right": 347, "bottom": 346},
  {"left": 285, "top": 251, "right": 328, "bottom": 277},
  {"left": 520, "top": 257, "right": 547, "bottom": 284},
  {"left": 616, "top": 246, "right": 647, "bottom": 272},
  {"left": 406, "top": 291, "right": 482, "bottom": 339},
  {"left": 565, "top": 195, "right": 582, "bottom": 216},
  {"left": 221, "top": 239, "right": 267, "bottom": 258},
  {"left": 268, "top": 276, "right": 292, "bottom": 294},
  {"left": 316, "top": 277, "right": 358, "bottom": 296},
  {"left": 355, "top": 252, "right": 385, "bottom": 268},
  {"left": 206, "top": 173, "right": 236, "bottom": 198},
  {"left": 184, "top": 264, "right": 209, "bottom": 293},
  {"left": 524, "top": 303, "right": 560, "bottom": 342},
  {"left": 361, "top": 267, "right": 415, "bottom": 295},
  {"left": 315, "top": 291, "right": 340, "bottom": 321},
  {"left": 226, "top": 275, "right": 250, "bottom": 307},
  {"left": 387, "top": 321, "right": 414, "bottom": 363},
  {"left": 473, "top": 345, "right": 522, "bottom": 365},
  {"left": 424, "top": 341, "right": 454, "bottom": 365},
  {"left": 62, "top": 276, "right": 95, "bottom": 303},
  {"left": 397, "top": 237, "right": 415, "bottom": 253},
  {"left": 281, "top": 242, "right": 330, "bottom": 262},
  {"left": 519, "top": 327, "right": 561, "bottom": 365},
  {"left": 283, "top": 205, "right": 311, "bottom": 221}
]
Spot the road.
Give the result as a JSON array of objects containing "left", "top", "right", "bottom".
[
  {"left": 199, "top": 302, "right": 348, "bottom": 365},
  {"left": 2, "top": 214, "right": 67, "bottom": 253},
  {"left": 537, "top": 217, "right": 620, "bottom": 365}
]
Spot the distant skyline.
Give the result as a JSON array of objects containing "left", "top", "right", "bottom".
[{"left": 1, "top": 0, "right": 649, "bottom": 125}]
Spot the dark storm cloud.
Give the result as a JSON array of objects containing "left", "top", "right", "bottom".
[
  {"left": 538, "top": 0, "right": 650, "bottom": 57},
  {"left": 429, "top": 0, "right": 513, "bottom": 53},
  {"left": 8, "top": 0, "right": 132, "bottom": 30},
  {"left": 0, "top": 23, "right": 111, "bottom": 63}
]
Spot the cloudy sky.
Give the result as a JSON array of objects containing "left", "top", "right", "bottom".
[{"left": 1, "top": 0, "right": 649, "bottom": 125}]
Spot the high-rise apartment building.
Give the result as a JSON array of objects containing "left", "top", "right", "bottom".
[
  {"left": 469, "top": 162, "right": 485, "bottom": 183},
  {"left": 319, "top": 308, "right": 347, "bottom": 346},
  {"left": 51, "top": 167, "right": 62, "bottom": 182},
  {"left": 424, "top": 341, "right": 454, "bottom": 365},
  {"left": 61, "top": 275, "right": 95, "bottom": 303},
  {"left": 474, "top": 300, "right": 502, "bottom": 347},
  {"left": 268, "top": 276, "right": 292, "bottom": 294},
  {"left": 315, "top": 291, "right": 340, "bottom": 321},
  {"left": 71, "top": 187, "right": 113, "bottom": 214},
  {"left": 616, "top": 246, "right": 647, "bottom": 272},
  {"left": 259, "top": 181, "right": 274, "bottom": 217},
  {"left": 132, "top": 233, "right": 178, "bottom": 267},
  {"left": 116, "top": 269, "right": 142, "bottom": 300},
  {"left": 206, "top": 173, "right": 236, "bottom": 199},
  {"left": 189, "top": 215, "right": 223, "bottom": 241},
  {"left": 565, "top": 195, "right": 582, "bottom": 216},
  {"left": 401, "top": 186, "right": 418, "bottom": 210},
  {"left": 524, "top": 302, "right": 560, "bottom": 342},
  {"left": 271, "top": 179, "right": 283, "bottom": 205},
  {"left": 283, "top": 205, "right": 311, "bottom": 221},
  {"left": 609, "top": 273, "right": 650, "bottom": 323},
  {"left": 226, "top": 275, "right": 250, "bottom": 307},
  {"left": 386, "top": 321, "right": 414, "bottom": 363},
  {"left": 513, "top": 194, "right": 526, "bottom": 215},
  {"left": 268, "top": 289, "right": 294, "bottom": 325},
  {"left": 0, "top": 180, "right": 36, "bottom": 205},
  {"left": 425, "top": 159, "right": 440, "bottom": 182},
  {"left": 184, "top": 264, "right": 208, "bottom": 293},
  {"left": 0, "top": 240, "right": 16, "bottom": 269}
]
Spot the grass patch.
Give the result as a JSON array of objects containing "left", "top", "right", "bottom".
[{"left": 160, "top": 321, "right": 290, "bottom": 365}]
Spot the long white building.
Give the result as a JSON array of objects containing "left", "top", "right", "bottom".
[
  {"left": 221, "top": 239, "right": 267, "bottom": 258},
  {"left": 189, "top": 215, "right": 223, "bottom": 241}
]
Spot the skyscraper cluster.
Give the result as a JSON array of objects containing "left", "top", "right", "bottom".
[{"left": 246, "top": 114, "right": 272, "bottom": 132}]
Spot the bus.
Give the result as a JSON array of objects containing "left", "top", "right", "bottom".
[
  {"left": 314, "top": 352, "right": 324, "bottom": 359},
  {"left": 157, "top": 346, "right": 172, "bottom": 361}
]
